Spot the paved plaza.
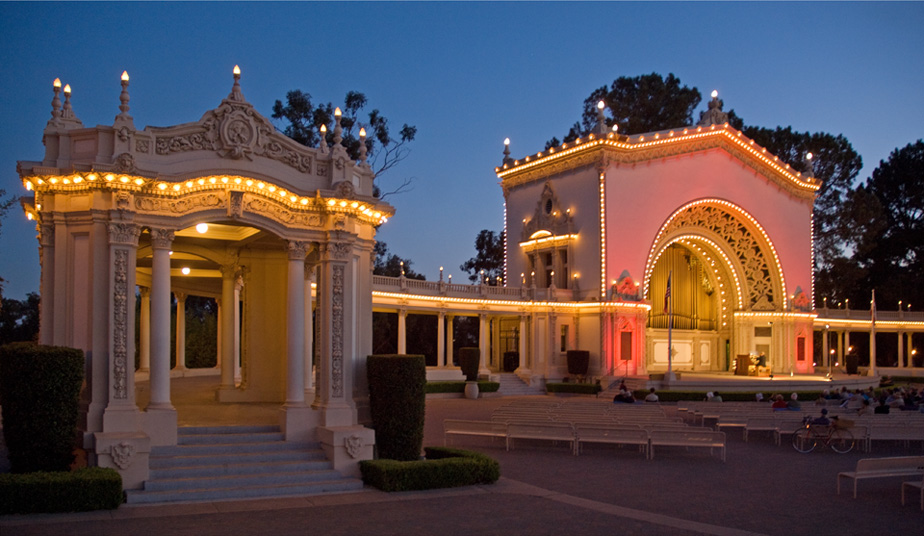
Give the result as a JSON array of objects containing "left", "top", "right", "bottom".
[{"left": 2, "top": 390, "right": 923, "bottom": 535}]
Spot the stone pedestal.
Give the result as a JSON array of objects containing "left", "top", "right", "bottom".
[
  {"left": 281, "top": 405, "right": 320, "bottom": 443},
  {"left": 93, "top": 432, "right": 151, "bottom": 490},
  {"left": 142, "top": 408, "right": 178, "bottom": 447},
  {"left": 316, "top": 425, "right": 375, "bottom": 478}
]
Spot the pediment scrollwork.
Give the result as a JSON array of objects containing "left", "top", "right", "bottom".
[
  {"left": 522, "top": 182, "right": 573, "bottom": 240},
  {"left": 664, "top": 204, "right": 779, "bottom": 310}
]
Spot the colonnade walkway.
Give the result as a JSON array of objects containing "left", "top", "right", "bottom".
[{"left": 3, "top": 378, "right": 923, "bottom": 535}]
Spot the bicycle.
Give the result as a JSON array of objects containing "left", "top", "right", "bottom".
[{"left": 791, "top": 416, "right": 855, "bottom": 453}]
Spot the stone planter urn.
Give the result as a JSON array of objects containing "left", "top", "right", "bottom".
[{"left": 464, "top": 381, "right": 480, "bottom": 399}]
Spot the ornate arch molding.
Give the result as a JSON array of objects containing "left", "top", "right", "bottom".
[{"left": 644, "top": 199, "right": 786, "bottom": 312}]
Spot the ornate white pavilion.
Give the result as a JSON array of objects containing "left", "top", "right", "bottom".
[{"left": 18, "top": 70, "right": 923, "bottom": 491}]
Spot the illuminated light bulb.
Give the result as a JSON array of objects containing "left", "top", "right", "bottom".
[
  {"left": 198, "top": 178, "right": 205, "bottom": 185},
  {"left": 134, "top": 178, "right": 144, "bottom": 185},
  {"left": 209, "top": 177, "right": 217, "bottom": 184},
  {"left": 121, "top": 71, "right": 129, "bottom": 82},
  {"left": 334, "top": 107, "right": 342, "bottom": 117},
  {"left": 169, "top": 251, "right": 173, "bottom": 255},
  {"left": 234, "top": 177, "right": 241, "bottom": 184},
  {"left": 711, "top": 89, "right": 718, "bottom": 99},
  {"left": 278, "top": 190, "right": 285, "bottom": 196},
  {"left": 221, "top": 177, "right": 229, "bottom": 183},
  {"left": 181, "top": 267, "right": 191, "bottom": 275},
  {"left": 374, "top": 212, "right": 381, "bottom": 218},
  {"left": 359, "top": 127, "right": 366, "bottom": 138},
  {"left": 172, "top": 184, "right": 181, "bottom": 191},
  {"left": 257, "top": 182, "right": 265, "bottom": 189},
  {"left": 106, "top": 174, "right": 115, "bottom": 181},
  {"left": 245, "top": 179, "right": 253, "bottom": 186},
  {"left": 63, "top": 84, "right": 71, "bottom": 94},
  {"left": 597, "top": 100, "right": 605, "bottom": 110},
  {"left": 158, "top": 183, "right": 167, "bottom": 190},
  {"left": 268, "top": 186, "right": 276, "bottom": 192},
  {"left": 119, "top": 176, "right": 129, "bottom": 183},
  {"left": 328, "top": 200, "right": 336, "bottom": 206},
  {"left": 290, "top": 195, "right": 297, "bottom": 202},
  {"left": 351, "top": 202, "right": 358, "bottom": 208},
  {"left": 300, "top": 198, "right": 308, "bottom": 205},
  {"left": 340, "top": 201, "right": 347, "bottom": 207},
  {"left": 806, "top": 152, "right": 813, "bottom": 160},
  {"left": 233, "top": 65, "right": 241, "bottom": 75},
  {"left": 49, "top": 178, "right": 58, "bottom": 184},
  {"left": 504, "top": 137, "right": 510, "bottom": 146},
  {"left": 88, "top": 174, "right": 97, "bottom": 181},
  {"left": 196, "top": 223, "right": 209, "bottom": 234},
  {"left": 53, "top": 78, "right": 61, "bottom": 88},
  {"left": 186, "top": 181, "right": 194, "bottom": 188},
  {"left": 27, "top": 213, "right": 33, "bottom": 220}
]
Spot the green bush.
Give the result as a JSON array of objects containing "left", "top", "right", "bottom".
[
  {"left": 367, "top": 354, "right": 426, "bottom": 461},
  {"left": 459, "top": 347, "right": 480, "bottom": 381},
  {"left": 0, "top": 467, "right": 123, "bottom": 515},
  {"left": 546, "top": 382, "right": 601, "bottom": 395},
  {"left": 360, "top": 447, "right": 499, "bottom": 492},
  {"left": 0, "top": 343, "right": 84, "bottom": 473},
  {"left": 425, "top": 381, "right": 500, "bottom": 394}
]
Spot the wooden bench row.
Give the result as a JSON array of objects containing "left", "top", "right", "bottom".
[
  {"left": 443, "top": 419, "right": 726, "bottom": 461},
  {"left": 836, "top": 455, "right": 924, "bottom": 499}
]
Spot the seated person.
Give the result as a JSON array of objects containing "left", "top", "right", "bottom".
[
  {"left": 812, "top": 408, "right": 831, "bottom": 426},
  {"left": 874, "top": 398, "right": 890, "bottom": 414},
  {"left": 613, "top": 387, "right": 635, "bottom": 404},
  {"left": 787, "top": 393, "right": 801, "bottom": 410},
  {"left": 644, "top": 387, "right": 659, "bottom": 403},
  {"left": 771, "top": 394, "right": 788, "bottom": 409}
]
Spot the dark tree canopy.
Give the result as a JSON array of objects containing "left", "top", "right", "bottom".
[
  {"left": 0, "top": 189, "right": 17, "bottom": 301},
  {"left": 0, "top": 292, "right": 40, "bottom": 344},
  {"left": 374, "top": 241, "right": 425, "bottom": 280},
  {"left": 839, "top": 141, "right": 924, "bottom": 307},
  {"left": 272, "top": 90, "right": 417, "bottom": 198},
  {"left": 460, "top": 230, "right": 505, "bottom": 285}
]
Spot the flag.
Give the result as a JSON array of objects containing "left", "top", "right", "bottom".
[{"left": 663, "top": 272, "right": 672, "bottom": 313}]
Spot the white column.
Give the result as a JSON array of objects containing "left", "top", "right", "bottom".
[
  {"left": 233, "top": 274, "right": 243, "bottom": 381},
  {"left": 437, "top": 311, "right": 446, "bottom": 367},
  {"left": 149, "top": 229, "right": 174, "bottom": 410},
  {"left": 518, "top": 315, "right": 528, "bottom": 371},
  {"left": 869, "top": 329, "right": 877, "bottom": 376},
  {"left": 139, "top": 287, "right": 151, "bottom": 373},
  {"left": 397, "top": 309, "right": 407, "bottom": 354},
  {"left": 304, "top": 263, "right": 315, "bottom": 394},
  {"left": 286, "top": 241, "right": 308, "bottom": 406},
  {"left": 897, "top": 332, "right": 905, "bottom": 368},
  {"left": 174, "top": 292, "right": 187, "bottom": 373},
  {"left": 446, "top": 315, "right": 455, "bottom": 366},
  {"left": 479, "top": 313, "right": 489, "bottom": 374},
  {"left": 38, "top": 221, "right": 55, "bottom": 345},
  {"left": 219, "top": 266, "right": 236, "bottom": 392}
]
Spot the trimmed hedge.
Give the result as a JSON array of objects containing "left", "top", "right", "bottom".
[
  {"left": 367, "top": 354, "right": 426, "bottom": 461},
  {"left": 0, "top": 343, "right": 84, "bottom": 473},
  {"left": 360, "top": 447, "right": 500, "bottom": 492},
  {"left": 546, "top": 382, "right": 601, "bottom": 395},
  {"left": 425, "top": 381, "right": 500, "bottom": 394},
  {"left": 459, "top": 347, "right": 480, "bottom": 381},
  {"left": 0, "top": 467, "right": 123, "bottom": 515}
]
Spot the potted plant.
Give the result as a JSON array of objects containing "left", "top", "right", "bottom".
[{"left": 459, "top": 347, "right": 481, "bottom": 399}]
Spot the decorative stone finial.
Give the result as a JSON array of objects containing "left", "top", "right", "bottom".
[
  {"left": 697, "top": 89, "right": 728, "bottom": 127},
  {"left": 318, "top": 124, "right": 329, "bottom": 154},
  {"left": 596, "top": 100, "right": 608, "bottom": 136},
  {"left": 118, "top": 71, "right": 132, "bottom": 118},
  {"left": 228, "top": 65, "right": 244, "bottom": 101},
  {"left": 358, "top": 127, "right": 368, "bottom": 164},
  {"left": 58, "top": 83, "right": 83, "bottom": 127},
  {"left": 50, "top": 78, "right": 62, "bottom": 121},
  {"left": 803, "top": 152, "right": 815, "bottom": 178},
  {"left": 502, "top": 138, "right": 514, "bottom": 165},
  {"left": 333, "top": 107, "right": 343, "bottom": 146}
]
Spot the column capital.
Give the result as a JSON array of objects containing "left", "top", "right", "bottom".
[
  {"left": 320, "top": 240, "right": 352, "bottom": 262},
  {"left": 138, "top": 286, "right": 150, "bottom": 298},
  {"left": 174, "top": 291, "right": 187, "bottom": 303},
  {"left": 288, "top": 240, "right": 312, "bottom": 260},
  {"left": 149, "top": 227, "right": 174, "bottom": 250},
  {"left": 39, "top": 221, "right": 55, "bottom": 247},
  {"left": 108, "top": 222, "right": 141, "bottom": 246},
  {"left": 219, "top": 263, "right": 239, "bottom": 278}
]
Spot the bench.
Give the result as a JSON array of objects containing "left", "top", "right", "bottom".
[
  {"left": 574, "top": 424, "right": 649, "bottom": 457},
  {"left": 506, "top": 422, "right": 577, "bottom": 455},
  {"left": 836, "top": 456, "right": 924, "bottom": 498},
  {"left": 648, "top": 429, "right": 726, "bottom": 462},
  {"left": 901, "top": 474, "right": 924, "bottom": 511},
  {"left": 443, "top": 419, "right": 507, "bottom": 446}
]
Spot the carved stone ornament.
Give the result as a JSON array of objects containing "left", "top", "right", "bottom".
[
  {"left": 112, "top": 152, "right": 136, "bottom": 173},
  {"left": 39, "top": 222, "right": 54, "bottom": 248},
  {"left": 334, "top": 181, "right": 355, "bottom": 199},
  {"left": 344, "top": 434, "right": 364, "bottom": 458},
  {"left": 228, "top": 190, "right": 244, "bottom": 219},
  {"left": 662, "top": 203, "right": 778, "bottom": 310},
  {"left": 110, "top": 440, "right": 136, "bottom": 469},
  {"left": 523, "top": 182, "right": 573, "bottom": 240},
  {"left": 115, "top": 190, "right": 133, "bottom": 211},
  {"left": 323, "top": 241, "right": 352, "bottom": 261},
  {"left": 331, "top": 264, "right": 344, "bottom": 397},
  {"left": 150, "top": 228, "right": 175, "bottom": 250},
  {"left": 154, "top": 99, "right": 312, "bottom": 173},
  {"left": 112, "top": 249, "right": 130, "bottom": 399},
  {"left": 117, "top": 127, "right": 132, "bottom": 143},
  {"left": 135, "top": 192, "right": 224, "bottom": 214},
  {"left": 288, "top": 241, "right": 312, "bottom": 260},
  {"left": 108, "top": 223, "right": 141, "bottom": 246}
]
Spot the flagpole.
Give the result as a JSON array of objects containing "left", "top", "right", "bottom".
[
  {"left": 869, "top": 289, "right": 877, "bottom": 377},
  {"left": 666, "top": 270, "right": 675, "bottom": 382}
]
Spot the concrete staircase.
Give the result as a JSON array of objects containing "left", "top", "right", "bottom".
[
  {"left": 495, "top": 373, "right": 546, "bottom": 396},
  {"left": 125, "top": 425, "right": 363, "bottom": 504}
]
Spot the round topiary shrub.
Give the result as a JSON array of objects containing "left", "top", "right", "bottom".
[
  {"left": 459, "top": 347, "right": 480, "bottom": 381},
  {"left": 0, "top": 343, "right": 84, "bottom": 473},
  {"left": 367, "top": 354, "right": 426, "bottom": 461}
]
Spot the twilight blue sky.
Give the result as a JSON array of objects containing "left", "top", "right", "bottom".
[{"left": 1, "top": 2, "right": 922, "bottom": 300}]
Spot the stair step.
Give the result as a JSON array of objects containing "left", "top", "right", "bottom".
[
  {"left": 151, "top": 459, "right": 332, "bottom": 479},
  {"left": 151, "top": 440, "right": 318, "bottom": 457},
  {"left": 125, "top": 478, "right": 363, "bottom": 504},
  {"left": 143, "top": 468, "right": 345, "bottom": 492},
  {"left": 178, "top": 432, "right": 286, "bottom": 445},
  {"left": 179, "top": 425, "right": 280, "bottom": 435},
  {"left": 150, "top": 449, "right": 324, "bottom": 468}
]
